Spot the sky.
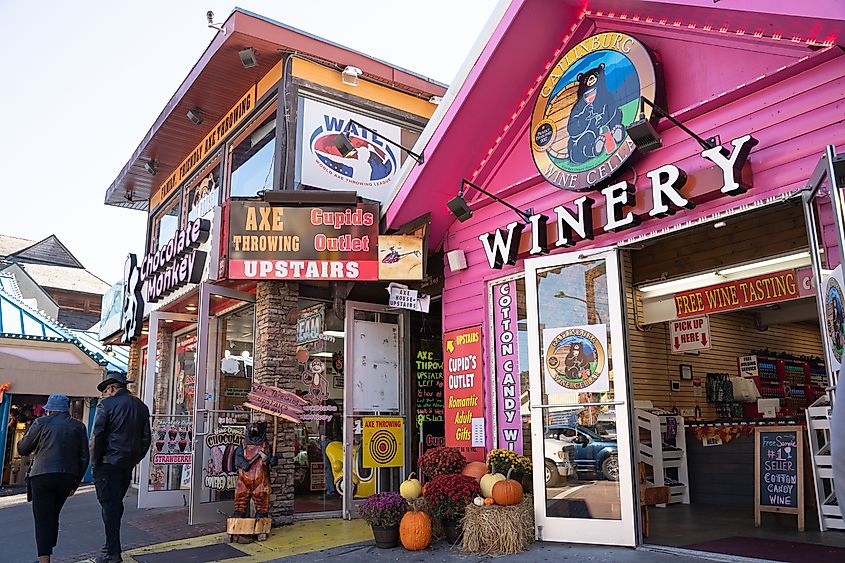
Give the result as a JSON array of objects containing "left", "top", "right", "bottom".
[{"left": 0, "top": 0, "right": 500, "bottom": 284}]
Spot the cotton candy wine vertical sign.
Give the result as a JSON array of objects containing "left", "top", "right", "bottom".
[
  {"left": 492, "top": 281, "right": 523, "bottom": 453},
  {"left": 443, "top": 326, "right": 485, "bottom": 462}
]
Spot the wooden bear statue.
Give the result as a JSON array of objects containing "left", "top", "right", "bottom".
[{"left": 233, "top": 421, "right": 277, "bottom": 518}]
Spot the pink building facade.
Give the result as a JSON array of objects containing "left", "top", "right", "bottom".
[{"left": 387, "top": 0, "right": 845, "bottom": 546}]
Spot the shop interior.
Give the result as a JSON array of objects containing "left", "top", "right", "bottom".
[
  {"left": 626, "top": 202, "right": 845, "bottom": 556},
  {"left": 2, "top": 394, "right": 86, "bottom": 486}
]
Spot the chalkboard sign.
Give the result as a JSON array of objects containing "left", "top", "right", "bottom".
[
  {"left": 414, "top": 339, "right": 444, "bottom": 429},
  {"left": 754, "top": 426, "right": 804, "bottom": 531}
]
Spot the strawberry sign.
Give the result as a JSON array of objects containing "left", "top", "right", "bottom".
[{"left": 670, "top": 316, "right": 712, "bottom": 354}]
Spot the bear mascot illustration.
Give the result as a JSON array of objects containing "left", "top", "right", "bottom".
[
  {"left": 563, "top": 342, "right": 589, "bottom": 380},
  {"left": 233, "top": 422, "right": 277, "bottom": 518},
  {"left": 566, "top": 63, "right": 625, "bottom": 165}
]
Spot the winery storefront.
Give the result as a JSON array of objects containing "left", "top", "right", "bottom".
[{"left": 385, "top": 0, "right": 845, "bottom": 555}]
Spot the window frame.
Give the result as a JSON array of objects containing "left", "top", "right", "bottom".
[{"left": 225, "top": 101, "right": 279, "bottom": 200}]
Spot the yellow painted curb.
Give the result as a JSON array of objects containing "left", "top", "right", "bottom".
[{"left": 117, "top": 518, "right": 372, "bottom": 563}]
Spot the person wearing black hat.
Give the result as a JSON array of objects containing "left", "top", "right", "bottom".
[
  {"left": 90, "top": 371, "right": 151, "bottom": 563},
  {"left": 17, "top": 394, "right": 89, "bottom": 563}
]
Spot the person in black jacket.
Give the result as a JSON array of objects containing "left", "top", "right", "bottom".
[
  {"left": 17, "top": 394, "right": 89, "bottom": 563},
  {"left": 89, "top": 371, "right": 151, "bottom": 563}
]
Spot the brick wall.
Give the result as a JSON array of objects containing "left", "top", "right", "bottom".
[
  {"left": 127, "top": 341, "right": 141, "bottom": 396},
  {"left": 254, "top": 281, "right": 299, "bottom": 525}
]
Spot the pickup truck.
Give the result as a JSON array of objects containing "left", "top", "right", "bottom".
[{"left": 545, "top": 424, "right": 619, "bottom": 481}]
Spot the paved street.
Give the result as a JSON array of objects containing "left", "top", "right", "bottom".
[{"left": 0, "top": 485, "right": 223, "bottom": 563}]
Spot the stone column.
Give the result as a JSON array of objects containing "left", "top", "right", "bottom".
[
  {"left": 126, "top": 341, "right": 142, "bottom": 396},
  {"left": 254, "top": 281, "right": 299, "bottom": 525}
]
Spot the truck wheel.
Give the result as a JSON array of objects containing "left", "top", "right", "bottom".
[
  {"left": 544, "top": 460, "right": 560, "bottom": 487},
  {"left": 601, "top": 455, "right": 619, "bottom": 481}
]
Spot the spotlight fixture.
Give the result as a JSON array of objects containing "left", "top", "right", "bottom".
[
  {"left": 239, "top": 47, "right": 258, "bottom": 69},
  {"left": 626, "top": 96, "right": 719, "bottom": 154},
  {"left": 186, "top": 108, "right": 203, "bottom": 125},
  {"left": 144, "top": 160, "right": 157, "bottom": 176},
  {"left": 447, "top": 179, "right": 532, "bottom": 223},
  {"left": 341, "top": 66, "right": 363, "bottom": 86},
  {"left": 334, "top": 118, "right": 425, "bottom": 164}
]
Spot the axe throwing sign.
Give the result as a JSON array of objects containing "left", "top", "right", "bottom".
[{"left": 670, "top": 316, "right": 711, "bottom": 354}]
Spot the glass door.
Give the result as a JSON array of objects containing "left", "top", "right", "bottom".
[
  {"left": 139, "top": 311, "right": 197, "bottom": 509},
  {"left": 189, "top": 283, "right": 255, "bottom": 524},
  {"left": 525, "top": 248, "right": 637, "bottom": 546}
]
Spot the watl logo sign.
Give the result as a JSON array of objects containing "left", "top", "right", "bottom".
[{"left": 479, "top": 134, "right": 759, "bottom": 269}]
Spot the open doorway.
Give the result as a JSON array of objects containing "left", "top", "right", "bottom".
[{"left": 625, "top": 201, "right": 845, "bottom": 559}]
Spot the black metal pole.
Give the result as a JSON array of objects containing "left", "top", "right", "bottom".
[
  {"left": 640, "top": 97, "right": 716, "bottom": 151},
  {"left": 462, "top": 179, "right": 531, "bottom": 222}
]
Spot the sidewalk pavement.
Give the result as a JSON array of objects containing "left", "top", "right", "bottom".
[{"left": 118, "top": 519, "right": 765, "bottom": 563}]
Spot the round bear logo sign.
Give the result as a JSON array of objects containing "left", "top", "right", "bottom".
[
  {"left": 531, "top": 32, "right": 656, "bottom": 191},
  {"left": 546, "top": 328, "right": 606, "bottom": 390},
  {"left": 825, "top": 276, "right": 845, "bottom": 363}
]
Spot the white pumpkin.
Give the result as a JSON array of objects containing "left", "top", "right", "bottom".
[
  {"left": 400, "top": 472, "right": 422, "bottom": 501},
  {"left": 473, "top": 496, "right": 485, "bottom": 507},
  {"left": 480, "top": 472, "right": 506, "bottom": 498}
]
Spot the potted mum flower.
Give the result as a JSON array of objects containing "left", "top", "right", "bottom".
[
  {"left": 423, "top": 473, "right": 481, "bottom": 544},
  {"left": 418, "top": 446, "right": 467, "bottom": 479},
  {"left": 357, "top": 492, "right": 408, "bottom": 548},
  {"left": 487, "top": 449, "right": 532, "bottom": 480}
]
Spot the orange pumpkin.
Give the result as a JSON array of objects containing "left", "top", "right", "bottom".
[
  {"left": 491, "top": 468, "right": 523, "bottom": 506},
  {"left": 484, "top": 497, "right": 495, "bottom": 506},
  {"left": 400, "top": 507, "right": 432, "bottom": 551},
  {"left": 461, "top": 461, "right": 489, "bottom": 481}
]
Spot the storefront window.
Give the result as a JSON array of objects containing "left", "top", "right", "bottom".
[
  {"left": 229, "top": 112, "right": 276, "bottom": 197},
  {"left": 216, "top": 306, "right": 255, "bottom": 412},
  {"left": 184, "top": 161, "right": 221, "bottom": 223},
  {"left": 154, "top": 197, "right": 182, "bottom": 250},
  {"left": 293, "top": 299, "right": 345, "bottom": 513}
]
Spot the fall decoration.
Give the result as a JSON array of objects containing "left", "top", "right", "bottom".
[
  {"left": 424, "top": 473, "right": 481, "bottom": 522},
  {"left": 486, "top": 449, "right": 532, "bottom": 476},
  {"left": 473, "top": 496, "right": 485, "bottom": 507},
  {"left": 461, "top": 494, "right": 535, "bottom": 555},
  {"left": 461, "top": 461, "right": 489, "bottom": 481},
  {"left": 400, "top": 472, "right": 422, "bottom": 501},
  {"left": 492, "top": 468, "right": 524, "bottom": 506},
  {"left": 480, "top": 472, "right": 505, "bottom": 498},
  {"left": 418, "top": 447, "right": 467, "bottom": 479},
  {"left": 484, "top": 497, "right": 495, "bottom": 506},
  {"left": 357, "top": 492, "right": 408, "bottom": 527},
  {"left": 400, "top": 506, "right": 432, "bottom": 551}
]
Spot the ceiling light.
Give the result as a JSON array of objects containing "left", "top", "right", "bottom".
[
  {"left": 144, "top": 160, "right": 157, "bottom": 176},
  {"left": 184, "top": 304, "right": 197, "bottom": 312},
  {"left": 713, "top": 221, "right": 727, "bottom": 229},
  {"left": 312, "top": 352, "right": 334, "bottom": 358},
  {"left": 239, "top": 48, "right": 258, "bottom": 69},
  {"left": 429, "top": 96, "right": 442, "bottom": 104},
  {"left": 638, "top": 272, "right": 725, "bottom": 294},
  {"left": 186, "top": 108, "right": 203, "bottom": 125},
  {"left": 323, "top": 330, "right": 345, "bottom": 338},
  {"left": 717, "top": 251, "right": 810, "bottom": 276},
  {"left": 341, "top": 66, "right": 363, "bottom": 86}
]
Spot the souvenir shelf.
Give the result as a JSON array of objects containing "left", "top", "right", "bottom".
[
  {"left": 806, "top": 396, "right": 844, "bottom": 530},
  {"left": 636, "top": 409, "right": 690, "bottom": 505}
]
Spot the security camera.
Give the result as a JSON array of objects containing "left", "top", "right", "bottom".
[{"left": 206, "top": 11, "right": 214, "bottom": 24}]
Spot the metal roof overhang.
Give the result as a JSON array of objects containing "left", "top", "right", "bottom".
[{"left": 104, "top": 8, "right": 447, "bottom": 211}]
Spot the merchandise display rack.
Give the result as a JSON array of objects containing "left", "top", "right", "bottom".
[
  {"left": 738, "top": 355, "right": 826, "bottom": 418},
  {"left": 806, "top": 396, "right": 844, "bottom": 531},
  {"left": 636, "top": 409, "right": 690, "bottom": 505}
]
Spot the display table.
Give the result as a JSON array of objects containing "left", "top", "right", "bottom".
[{"left": 685, "top": 418, "right": 803, "bottom": 507}]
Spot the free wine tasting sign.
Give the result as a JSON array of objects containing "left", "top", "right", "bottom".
[
  {"left": 443, "top": 326, "right": 485, "bottom": 462},
  {"left": 228, "top": 201, "right": 379, "bottom": 280}
]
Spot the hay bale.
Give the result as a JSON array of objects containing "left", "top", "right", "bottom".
[{"left": 460, "top": 495, "right": 534, "bottom": 555}]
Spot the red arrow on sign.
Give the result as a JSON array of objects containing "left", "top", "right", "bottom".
[
  {"left": 674, "top": 337, "right": 680, "bottom": 350},
  {"left": 701, "top": 333, "right": 708, "bottom": 346}
]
